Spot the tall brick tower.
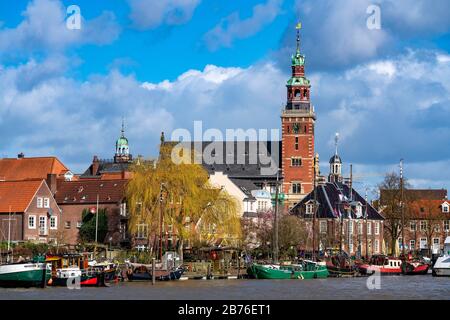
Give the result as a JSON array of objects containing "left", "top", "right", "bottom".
[{"left": 281, "top": 24, "right": 316, "bottom": 208}]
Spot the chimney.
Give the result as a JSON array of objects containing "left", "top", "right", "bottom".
[
  {"left": 46, "top": 173, "right": 57, "bottom": 195},
  {"left": 92, "top": 156, "right": 100, "bottom": 176},
  {"left": 18, "top": 152, "right": 25, "bottom": 159}
]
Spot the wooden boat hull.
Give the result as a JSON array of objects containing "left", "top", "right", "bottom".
[
  {"left": 0, "top": 263, "right": 51, "bottom": 288},
  {"left": 326, "top": 265, "right": 358, "bottom": 277}
]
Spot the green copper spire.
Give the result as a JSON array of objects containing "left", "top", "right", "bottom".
[{"left": 292, "top": 22, "right": 305, "bottom": 66}]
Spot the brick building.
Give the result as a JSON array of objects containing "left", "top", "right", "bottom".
[
  {"left": 54, "top": 179, "right": 129, "bottom": 246},
  {"left": 0, "top": 180, "right": 62, "bottom": 244},
  {"left": 380, "top": 189, "right": 450, "bottom": 255}
]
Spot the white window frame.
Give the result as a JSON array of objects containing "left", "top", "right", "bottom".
[
  {"left": 420, "top": 220, "right": 427, "bottom": 231},
  {"left": 355, "top": 205, "right": 362, "bottom": 217},
  {"left": 305, "top": 203, "right": 314, "bottom": 215},
  {"left": 65, "top": 221, "right": 71, "bottom": 229},
  {"left": 348, "top": 221, "right": 353, "bottom": 234},
  {"left": 444, "top": 220, "right": 450, "bottom": 232},
  {"left": 28, "top": 215, "right": 36, "bottom": 229},
  {"left": 410, "top": 221, "right": 416, "bottom": 231},
  {"left": 50, "top": 216, "right": 57, "bottom": 230},
  {"left": 410, "top": 240, "right": 416, "bottom": 250},
  {"left": 367, "top": 222, "right": 372, "bottom": 235},
  {"left": 320, "top": 221, "right": 327, "bottom": 233},
  {"left": 357, "top": 221, "right": 363, "bottom": 235},
  {"left": 77, "top": 221, "right": 82, "bottom": 228},
  {"left": 442, "top": 204, "right": 449, "bottom": 213},
  {"left": 374, "top": 222, "right": 380, "bottom": 235},
  {"left": 43, "top": 197, "right": 50, "bottom": 208},
  {"left": 349, "top": 238, "right": 354, "bottom": 253},
  {"left": 137, "top": 224, "right": 148, "bottom": 239},
  {"left": 37, "top": 197, "right": 43, "bottom": 208},
  {"left": 374, "top": 239, "right": 379, "bottom": 253},
  {"left": 420, "top": 238, "right": 427, "bottom": 249},
  {"left": 39, "top": 216, "right": 47, "bottom": 235}
]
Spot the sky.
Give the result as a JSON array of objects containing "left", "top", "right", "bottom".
[{"left": 0, "top": 0, "right": 449, "bottom": 197}]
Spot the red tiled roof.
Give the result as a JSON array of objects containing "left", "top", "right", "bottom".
[
  {"left": 0, "top": 157, "right": 69, "bottom": 181},
  {"left": 55, "top": 179, "right": 127, "bottom": 204},
  {"left": 0, "top": 180, "right": 44, "bottom": 212}
]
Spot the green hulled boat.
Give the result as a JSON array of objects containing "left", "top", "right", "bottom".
[
  {"left": 0, "top": 261, "right": 52, "bottom": 288},
  {"left": 247, "top": 260, "right": 329, "bottom": 279}
]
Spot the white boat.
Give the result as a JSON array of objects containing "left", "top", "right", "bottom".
[{"left": 432, "top": 236, "right": 450, "bottom": 277}]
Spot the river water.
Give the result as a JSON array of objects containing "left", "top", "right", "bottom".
[{"left": 0, "top": 275, "right": 448, "bottom": 300}]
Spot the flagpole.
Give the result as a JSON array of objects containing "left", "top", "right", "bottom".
[{"left": 7, "top": 205, "right": 11, "bottom": 263}]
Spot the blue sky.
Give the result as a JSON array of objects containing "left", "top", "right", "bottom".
[{"left": 0, "top": 0, "right": 449, "bottom": 196}]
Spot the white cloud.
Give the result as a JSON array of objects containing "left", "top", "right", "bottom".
[
  {"left": 0, "top": 0, "right": 120, "bottom": 57},
  {"left": 204, "top": 0, "right": 284, "bottom": 51},
  {"left": 128, "top": 0, "right": 201, "bottom": 30}
]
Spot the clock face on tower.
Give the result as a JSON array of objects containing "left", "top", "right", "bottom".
[{"left": 293, "top": 123, "right": 299, "bottom": 134}]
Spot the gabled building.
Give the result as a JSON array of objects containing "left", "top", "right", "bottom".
[
  {"left": 380, "top": 188, "right": 449, "bottom": 255},
  {"left": 54, "top": 179, "right": 128, "bottom": 246},
  {"left": 291, "top": 147, "right": 385, "bottom": 257},
  {"left": 0, "top": 180, "right": 62, "bottom": 244},
  {"left": 0, "top": 154, "right": 73, "bottom": 182}
]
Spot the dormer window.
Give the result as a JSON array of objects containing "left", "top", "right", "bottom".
[
  {"left": 355, "top": 205, "right": 362, "bottom": 217},
  {"left": 442, "top": 203, "right": 449, "bottom": 213},
  {"left": 305, "top": 202, "right": 314, "bottom": 215}
]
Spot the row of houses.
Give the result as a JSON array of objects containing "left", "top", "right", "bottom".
[{"left": 1, "top": 30, "right": 448, "bottom": 256}]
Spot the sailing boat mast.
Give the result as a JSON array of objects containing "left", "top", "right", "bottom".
[
  {"left": 7, "top": 206, "right": 11, "bottom": 263},
  {"left": 400, "top": 159, "right": 405, "bottom": 256},
  {"left": 273, "top": 170, "right": 280, "bottom": 264}
]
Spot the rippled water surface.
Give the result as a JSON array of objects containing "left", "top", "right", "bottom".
[{"left": 1, "top": 275, "right": 449, "bottom": 300}]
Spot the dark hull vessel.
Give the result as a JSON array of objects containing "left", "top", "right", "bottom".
[{"left": 126, "top": 263, "right": 184, "bottom": 281}]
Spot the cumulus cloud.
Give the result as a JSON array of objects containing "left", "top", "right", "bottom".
[
  {"left": 312, "top": 50, "right": 450, "bottom": 183},
  {"left": 0, "top": 0, "right": 120, "bottom": 58},
  {"left": 204, "top": 0, "right": 284, "bottom": 51},
  {"left": 128, "top": 0, "right": 201, "bottom": 30},
  {"left": 276, "top": 0, "right": 450, "bottom": 71}
]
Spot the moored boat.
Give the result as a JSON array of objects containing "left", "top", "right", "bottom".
[
  {"left": 247, "top": 260, "right": 328, "bottom": 279},
  {"left": 325, "top": 255, "right": 358, "bottom": 277},
  {"left": 358, "top": 255, "right": 402, "bottom": 275},
  {"left": 401, "top": 260, "right": 430, "bottom": 275},
  {"left": 126, "top": 262, "right": 184, "bottom": 281},
  {"left": 46, "top": 254, "right": 107, "bottom": 287},
  {"left": 0, "top": 261, "right": 51, "bottom": 288}
]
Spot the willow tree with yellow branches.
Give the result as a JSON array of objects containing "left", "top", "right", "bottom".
[{"left": 126, "top": 143, "right": 241, "bottom": 261}]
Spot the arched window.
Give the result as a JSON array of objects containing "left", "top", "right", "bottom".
[
  {"left": 303, "top": 89, "right": 308, "bottom": 98},
  {"left": 294, "top": 89, "right": 301, "bottom": 98}
]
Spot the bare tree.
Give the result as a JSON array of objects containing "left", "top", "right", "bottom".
[{"left": 378, "top": 172, "right": 413, "bottom": 255}]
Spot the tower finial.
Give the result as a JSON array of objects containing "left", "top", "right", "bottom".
[
  {"left": 295, "top": 22, "right": 302, "bottom": 53},
  {"left": 121, "top": 117, "right": 125, "bottom": 137},
  {"left": 334, "top": 132, "right": 339, "bottom": 156}
]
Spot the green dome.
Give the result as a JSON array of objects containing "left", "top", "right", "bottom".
[{"left": 116, "top": 136, "right": 128, "bottom": 147}]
